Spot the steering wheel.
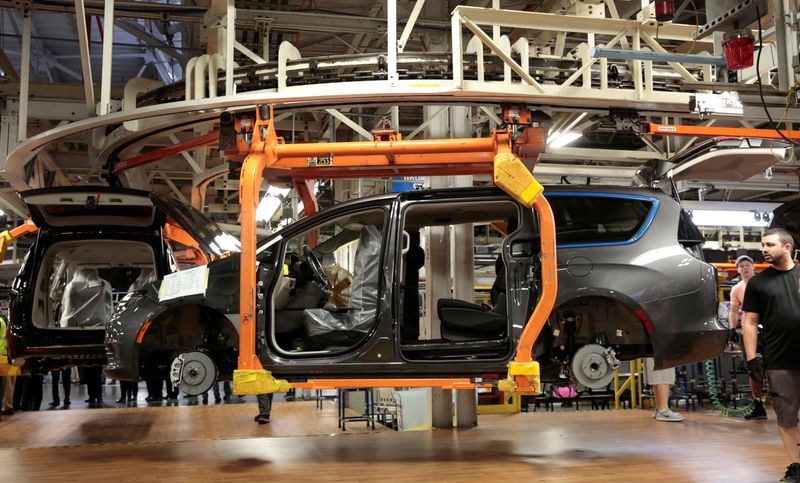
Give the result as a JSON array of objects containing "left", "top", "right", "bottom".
[{"left": 302, "top": 245, "right": 328, "bottom": 286}]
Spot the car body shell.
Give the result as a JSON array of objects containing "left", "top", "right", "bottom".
[{"left": 105, "top": 186, "right": 726, "bottom": 383}]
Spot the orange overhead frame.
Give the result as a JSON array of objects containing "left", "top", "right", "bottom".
[
  {"left": 0, "top": 219, "right": 38, "bottom": 262},
  {"left": 234, "top": 104, "right": 555, "bottom": 392},
  {"left": 642, "top": 122, "right": 800, "bottom": 141}
]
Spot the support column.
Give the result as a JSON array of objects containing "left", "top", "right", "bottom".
[
  {"left": 17, "top": 9, "right": 31, "bottom": 141},
  {"left": 225, "top": 0, "right": 235, "bottom": 95},
  {"left": 99, "top": 0, "right": 114, "bottom": 115},
  {"left": 450, "top": 106, "right": 474, "bottom": 303},
  {"left": 422, "top": 105, "right": 449, "bottom": 341},
  {"left": 775, "top": 0, "right": 793, "bottom": 92}
]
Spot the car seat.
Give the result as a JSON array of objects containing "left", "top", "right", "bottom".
[
  {"left": 59, "top": 268, "right": 113, "bottom": 328},
  {"left": 301, "top": 224, "right": 382, "bottom": 348},
  {"left": 438, "top": 292, "right": 507, "bottom": 341}
]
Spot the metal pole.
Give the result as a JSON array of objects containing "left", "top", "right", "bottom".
[
  {"left": 225, "top": 0, "right": 235, "bottom": 95},
  {"left": 775, "top": 0, "right": 791, "bottom": 91},
  {"left": 99, "top": 0, "right": 114, "bottom": 115},
  {"left": 18, "top": 9, "right": 31, "bottom": 141},
  {"left": 387, "top": 0, "right": 398, "bottom": 86},
  {"left": 74, "top": 0, "right": 95, "bottom": 116}
]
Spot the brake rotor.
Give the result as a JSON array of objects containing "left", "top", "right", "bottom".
[
  {"left": 571, "top": 344, "right": 616, "bottom": 389},
  {"left": 170, "top": 351, "right": 217, "bottom": 396}
]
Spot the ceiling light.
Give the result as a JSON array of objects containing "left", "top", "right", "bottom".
[
  {"left": 547, "top": 131, "right": 582, "bottom": 149},
  {"left": 256, "top": 195, "right": 283, "bottom": 223},
  {"left": 690, "top": 209, "right": 771, "bottom": 227}
]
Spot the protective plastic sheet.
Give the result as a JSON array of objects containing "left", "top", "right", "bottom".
[
  {"left": 59, "top": 268, "right": 113, "bottom": 328},
  {"left": 128, "top": 268, "right": 157, "bottom": 292},
  {"left": 303, "top": 224, "right": 381, "bottom": 337}
]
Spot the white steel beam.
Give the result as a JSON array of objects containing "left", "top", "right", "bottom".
[
  {"left": 234, "top": 40, "right": 267, "bottom": 64},
  {"left": 406, "top": 106, "right": 448, "bottom": 140},
  {"left": 74, "top": 0, "right": 95, "bottom": 116},
  {"left": 387, "top": 0, "right": 398, "bottom": 86},
  {"left": 324, "top": 109, "right": 373, "bottom": 141},
  {"left": 225, "top": 0, "right": 235, "bottom": 96},
  {"left": 479, "top": 106, "right": 503, "bottom": 125},
  {"left": 99, "top": 0, "right": 115, "bottom": 115},
  {"left": 397, "top": 0, "right": 426, "bottom": 52},
  {"left": 454, "top": 5, "right": 701, "bottom": 41},
  {"left": 461, "top": 17, "right": 543, "bottom": 91},
  {"left": 160, "top": 172, "right": 190, "bottom": 205},
  {"left": 116, "top": 19, "right": 189, "bottom": 65}
]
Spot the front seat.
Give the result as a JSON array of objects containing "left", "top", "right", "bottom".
[
  {"left": 59, "top": 268, "right": 113, "bottom": 328},
  {"left": 438, "top": 292, "right": 507, "bottom": 341},
  {"left": 301, "top": 224, "right": 382, "bottom": 347}
]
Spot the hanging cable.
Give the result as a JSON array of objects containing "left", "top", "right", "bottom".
[
  {"left": 755, "top": 6, "right": 800, "bottom": 146},
  {"left": 704, "top": 359, "right": 754, "bottom": 417}
]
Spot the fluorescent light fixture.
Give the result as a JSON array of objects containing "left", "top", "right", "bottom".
[
  {"left": 690, "top": 209, "right": 771, "bottom": 227},
  {"left": 256, "top": 195, "right": 283, "bottom": 222},
  {"left": 211, "top": 233, "right": 241, "bottom": 254},
  {"left": 256, "top": 186, "right": 293, "bottom": 222},
  {"left": 547, "top": 131, "right": 582, "bottom": 149}
]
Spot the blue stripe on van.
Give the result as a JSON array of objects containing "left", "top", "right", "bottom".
[{"left": 545, "top": 192, "right": 660, "bottom": 248}]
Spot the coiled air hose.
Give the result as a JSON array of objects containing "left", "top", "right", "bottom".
[{"left": 704, "top": 359, "right": 754, "bottom": 417}]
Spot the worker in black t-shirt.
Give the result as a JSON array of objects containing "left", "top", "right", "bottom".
[{"left": 742, "top": 228, "right": 800, "bottom": 483}]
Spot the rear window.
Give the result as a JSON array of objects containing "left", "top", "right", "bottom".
[{"left": 549, "top": 194, "right": 655, "bottom": 246}]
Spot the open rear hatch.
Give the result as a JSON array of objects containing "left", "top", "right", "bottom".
[
  {"left": 21, "top": 187, "right": 164, "bottom": 232},
  {"left": 668, "top": 138, "right": 787, "bottom": 182}
]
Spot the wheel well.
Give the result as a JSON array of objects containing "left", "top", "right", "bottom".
[
  {"left": 138, "top": 304, "right": 239, "bottom": 379},
  {"left": 544, "top": 295, "right": 652, "bottom": 358}
]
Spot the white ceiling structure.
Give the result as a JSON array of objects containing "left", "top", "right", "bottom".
[{"left": 0, "top": 0, "right": 797, "bottom": 228}]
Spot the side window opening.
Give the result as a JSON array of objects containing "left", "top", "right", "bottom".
[
  {"left": 33, "top": 240, "right": 157, "bottom": 329},
  {"left": 271, "top": 209, "right": 386, "bottom": 355},
  {"left": 398, "top": 199, "right": 520, "bottom": 361},
  {"left": 549, "top": 195, "right": 654, "bottom": 246}
]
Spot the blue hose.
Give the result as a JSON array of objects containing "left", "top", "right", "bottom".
[{"left": 704, "top": 359, "right": 753, "bottom": 417}]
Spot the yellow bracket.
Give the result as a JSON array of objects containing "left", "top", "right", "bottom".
[
  {"left": 0, "top": 356, "right": 20, "bottom": 377},
  {"left": 493, "top": 153, "right": 544, "bottom": 208},
  {"left": 0, "top": 230, "right": 13, "bottom": 263},
  {"left": 233, "top": 369, "right": 292, "bottom": 395},
  {"left": 498, "top": 361, "right": 541, "bottom": 395}
]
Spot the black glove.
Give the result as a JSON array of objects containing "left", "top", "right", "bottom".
[
  {"left": 728, "top": 328, "right": 740, "bottom": 344},
  {"left": 746, "top": 358, "right": 764, "bottom": 385}
]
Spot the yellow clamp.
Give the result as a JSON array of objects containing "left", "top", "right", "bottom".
[
  {"left": 233, "top": 369, "right": 292, "bottom": 395},
  {"left": 0, "top": 230, "right": 12, "bottom": 263},
  {"left": 0, "top": 356, "right": 20, "bottom": 377},
  {"left": 498, "top": 361, "right": 541, "bottom": 395},
  {"left": 493, "top": 153, "right": 544, "bottom": 208}
]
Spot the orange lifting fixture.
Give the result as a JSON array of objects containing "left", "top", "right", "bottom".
[
  {"left": 642, "top": 122, "right": 800, "bottom": 141},
  {"left": 232, "top": 104, "right": 557, "bottom": 395}
]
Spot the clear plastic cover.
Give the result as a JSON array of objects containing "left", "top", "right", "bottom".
[
  {"left": 302, "top": 224, "right": 382, "bottom": 337},
  {"left": 59, "top": 268, "right": 113, "bottom": 328},
  {"left": 127, "top": 268, "right": 157, "bottom": 292}
]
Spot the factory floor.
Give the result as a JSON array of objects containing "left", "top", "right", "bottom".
[{"left": 0, "top": 389, "right": 790, "bottom": 482}]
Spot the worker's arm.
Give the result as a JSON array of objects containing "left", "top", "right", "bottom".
[
  {"left": 742, "top": 311, "right": 760, "bottom": 362},
  {"left": 728, "top": 299, "right": 741, "bottom": 330}
]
